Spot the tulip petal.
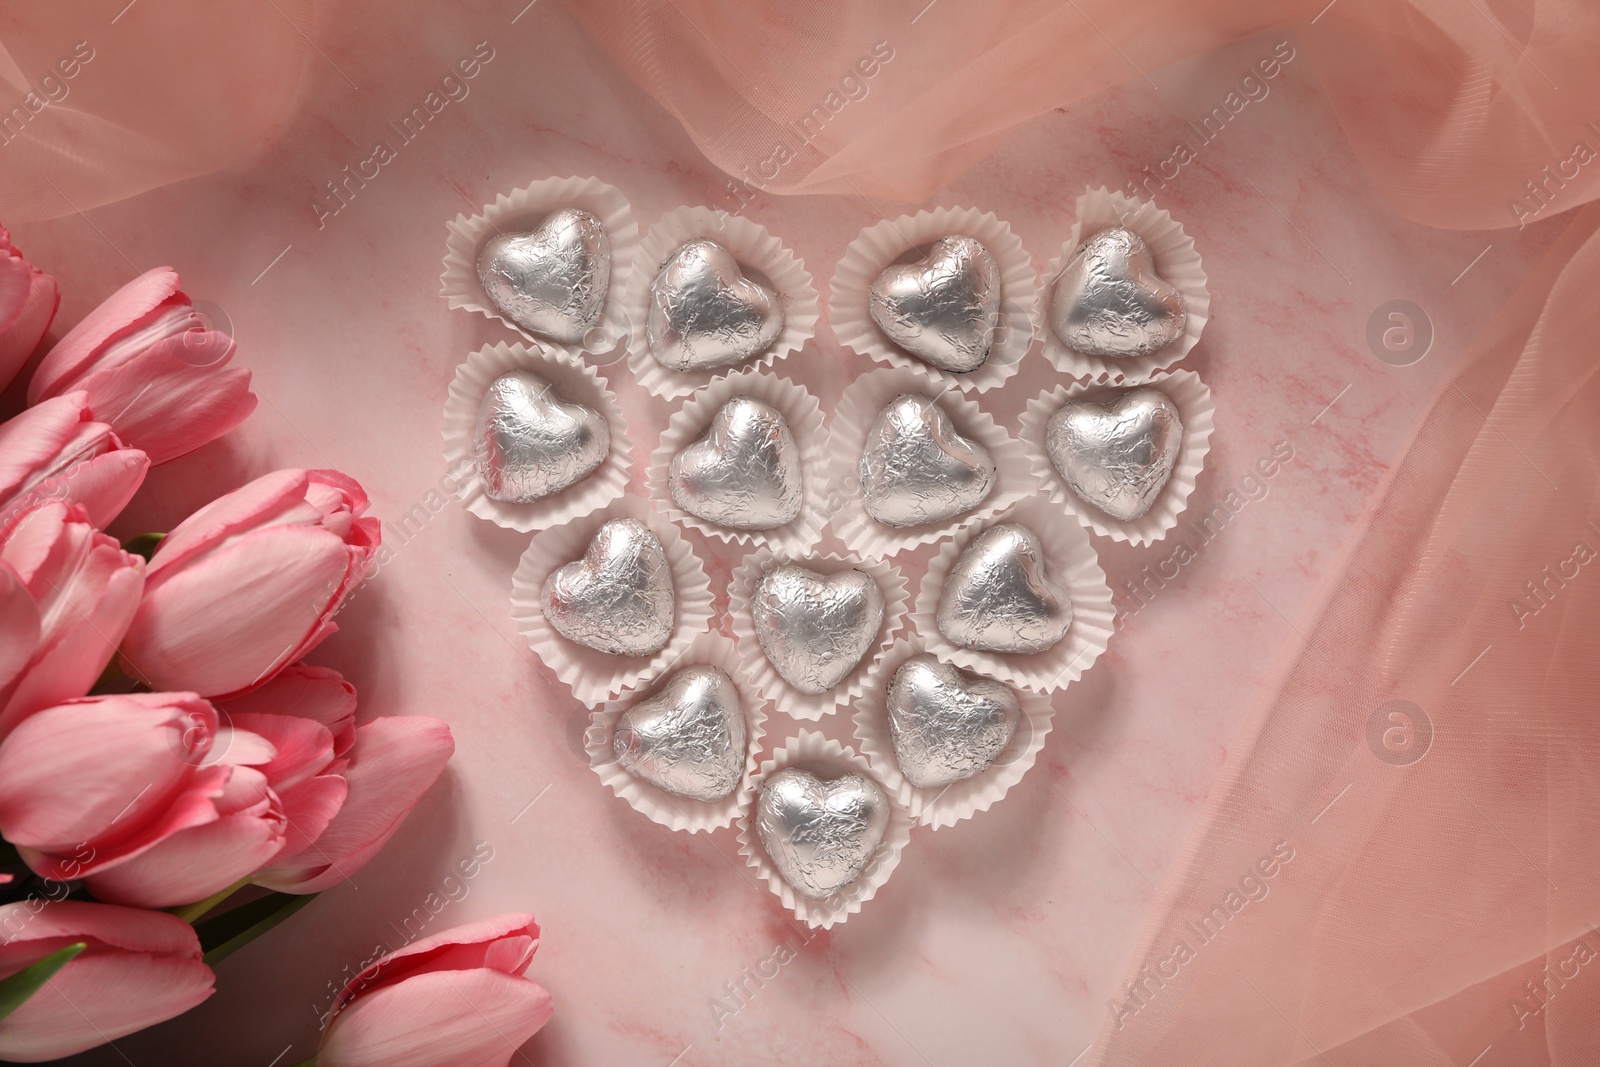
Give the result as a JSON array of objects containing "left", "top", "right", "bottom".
[
  {"left": 0, "top": 563, "right": 41, "bottom": 698},
  {"left": 272, "top": 774, "right": 349, "bottom": 859},
  {"left": 317, "top": 969, "right": 552, "bottom": 1067},
  {"left": 254, "top": 718, "right": 453, "bottom": 894},
  {"left": 28, "top": 267, "right": 181, "bottom": 403},
  {"left": 228, "top": 712, "right": 332, "bottom": 790},
  {"left": 222, "top": 665, "right": 357, "bottom": 755},
  {"left": 146, "top": 468, "right": 309, "bottom": 578},
  {"left": 0, "top": 394, "right": 91, "bottom": 502},
  {"left": 333, "top": 914, "right": 539, "bottom": 1011},
  {"left": 84, "top": 800, "right": 287, "bottom": 909},
  {"left": 68, "top": 334, "right": 254, "bottom": 465},
  {"left": 121, "top": 525, "right": 349, "bottom": 696},
  {"left": 0, "top": 260, "right": 58, "bottom": 396}
]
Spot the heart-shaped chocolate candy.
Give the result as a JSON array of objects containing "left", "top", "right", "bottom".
[
  {"left": 477, "top": 208, "right": 610, "bottom": 344},
  {"left": 753, "top": 565, "right": 885, "bottom": 694},
  {"left": 613, "top": 665, "right": 746, "bottom": 802},
  {"left": 647, "top": 239, "right": 783, "bottom": 372},
  {"left": 858, "top": 394, "right": 995, "bottom": 528},
  {"left": 473, "top": 370, "right": 609, "bottom": 503},
  {"left": 886, "top": 654, "right": 1020, "bottom": 789},
  {"left": 868, "top": 235, "right": 1001, "bottom": 373},
  {"left": 937, "top": 523, "right": 1072, "bottom": 654},
  {"left": 542, "top": 518, "right": 675, "bottom": 656},
  {"left": 669, "top": 397, "right": 802, "bottom": 530},
  {"left": 756, "top": 767, "right": 888, "bottom": 900},
  {"left": 1049, "top": 227, "right": 1185, "bottom": 358},
  {"left": 1046, "top": 386, "right": 1182, "bottom": 521}
]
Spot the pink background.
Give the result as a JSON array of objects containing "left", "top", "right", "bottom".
[{"left": 6, "top": 2, "right": 1557, "bottom": 1063}]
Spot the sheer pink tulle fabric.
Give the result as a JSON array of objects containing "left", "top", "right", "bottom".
[
  {"left": 0, "top": 2, "right": 313, "bottom": 222},
  {"left": 560, "top": 2, "right": 1600, "bottom": 1063}
]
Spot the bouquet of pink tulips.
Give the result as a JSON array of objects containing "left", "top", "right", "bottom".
[{"left": 0, "top": 234, "right": 550, "bottom": 1065}]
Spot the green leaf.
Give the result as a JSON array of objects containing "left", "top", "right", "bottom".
[
  {"left": 196, "top": 891, "right": 317, "bottom": 967},
  {"left": 122, "top": 532, "right": 166, "bottom": 561},
  {"left": 0, "top": 943, "right": 86, "bottom": 1022}
]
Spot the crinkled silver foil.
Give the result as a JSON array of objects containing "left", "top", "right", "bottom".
[
  {"left": 669, "top": 397, "right": 803, "bottom": 530},
  {"left": 647, "top": 239, "right": 783, "bottom": 371},
  {"left": 1049, "top": 227, "right": 1185, "bottom": 358},
  {"left": 937, "top": 523, "right": 1072, "bottom": 654},
  {"left": 613, "top": 665, "right": 746, "bottom": 801},
  {"left": 868, "top": 235, "right": 1000, "bottom": 373},
  {"left": 473, "top": 370, "right": 609, "bottom": 503},
  {"left": 541, "top": 518, "right": 675, "bottom": 656},
  {"left": 886, "top": 654, "right": 1019, "bottom": 789},
  {"left": 477, "top": 207, "right": 610, "bottom": 344},
  {"left": 756, "top": 767, "right": 888, "bottom": 900},
  {"left": 1046, "top": 386, "right": 1182, "bottom": 521},
  {"left": 858, "top": 394, "right": 995, "bottom": 528},
  {"left": 753, "top": 565, "right": 885, "bottom": 694}
]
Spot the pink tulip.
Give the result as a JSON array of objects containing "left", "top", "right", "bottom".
[
  {"left": 254, "top": 715, "right": 454, "bottom": 894},
  {"left": 118, "top": 468, "right": 381, "bottom": 697},
  {"left": 0, "top": 900, "right": 214, "bottom": 1062},
  {"left": 316, "top": 913, "right": 552, "bottom": 1067},
  {"left": 0, "top": 501, "right": 144, "bottom": 737},
  {"left": 27, "top": 266, "right": 254, "bottom": 464},
  {"left": 0, "top": 228, "right": 59, "bottom": 394},
  {"left": 0, "top": 693, "right": 254, "bottom": 887},
  {"left": 0, "top": 391, "right": 149, "bottom": 531}
]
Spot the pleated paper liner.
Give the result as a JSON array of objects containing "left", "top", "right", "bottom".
[
  {"left": 853, "top": 637, "right": 1055, "bottom": 830},
  {"left": 1037, "top": 186, "right": 1209, "bottom": 384},
  {"left": 1018, "top": 368, "right": 1215, "bottom": 546},
  {"left": 510, "top": 496, "right": 714, "bottom": 705},
  {"left": 729, "top": 549, "right": 908, "bottom": 721},
  {"left": 440, "top": 176, "right": 639, "bottom": 356},
  {"left": 828, "top": 205, "right": 1037, "bottom": 394},
  {"left": 826, "top": 364, "right": 1038, "bottom": 559},
  {"left": 646, "top": 368, "right": 826, "bottom": 556},
  {"left": 909, "top": 497, "right": 1113, "bottom": 694},
  {"left": 735, "top": 731, "right": 912, "bottom": 930},
  {"left": 442, "top": 341, "right": 632, "bottom": 533},
  {"left": 584, "top": 632, "right": 767, "bottom": 834},
  {"left": 622, "top": 206, "right": 818, "bottom": 399}
]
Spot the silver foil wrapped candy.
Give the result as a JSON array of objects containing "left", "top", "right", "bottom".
[
  {"left": 756, "top": 767, "right": 888, "bottom": 900},
  {"left": 868, "top": 235, "right": 1001, "bottom": 373},
  {"left": 753, "top": 565, "right": 885, "bottom": 694},
  {"left": 541, "top": 518, "right": 675, "bottom": 656},
  {"left": 858, "top": 394, "right": 995, "bottom": 528},
  {"left": 1049, "top": 227, "right": 1185, "bottom": 358},
  {"left": 1046, "top": 386, "right": 1182, "bottom": 521},
  {"left": 669, "top": 397, "right": 802, "bottom": 530},
  {"left": 886, "top": 654, "right": 1020, "bottom": 789},
  {"left": 938, "top": 523, "right": 1072, "bottom": 654},
  {"left": 477, "top": 208, "right": 610, "bottom": 345},
  {"left": 473, "top": 370, "right": 609, "bottom": 503},
  {"left": 647, "top": 239, "right": 784, "bottom": 371},
  {"left": 613, "top": 665, "right": 746, "bottom": 802}
]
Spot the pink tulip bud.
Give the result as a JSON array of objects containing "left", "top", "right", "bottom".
[
  {"left": 0, "top": 391, "right": 149, "bottom": 531},
  {"left": 0, "top": 500, "right": 144, "bottom": 737},
  {"left": 0, "top": 228, "right": 59, "bottom": 395},
  {"left": 316, "top": 914, "right": 552, "bottom": 1067},
  {"left": 0, "top": 900, "right": 214, "bottom": 1062},
  {"left": 119, "top": 468, "right": 381, "bottom": 697},
  {"left": 28, "top": 266, "right": 254, "bottom": 465}
]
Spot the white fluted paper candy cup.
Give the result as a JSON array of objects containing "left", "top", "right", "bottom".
[
  {"left": 585, "top": 632, "right": 767, "bottom": 834},
  {"left": 910, "top": 497, "right": 1113, "bottom": 694},
  {"left": 1038, "top": 186, "right": 1209, "bottom": 384},
  {"left": 511, "top": 496, "right": 713, "bottom": 705},
  {"left": 647, "top": 368, "right": 826, "bottom": 555},
  {"left": 1018, "top": 368, "right": 1214, "bottom": 546},
  {"left": 828, "top": 206, "right": 1036, "bottom": 395},
  {"left": 441, "top": 176, "right": 638, "bottom": 356},
  {"left": 623, "top": 207, "right": 818, "bottom": 399},
  {"left": 853, "top": 637, "right": 1054, "bottom": 830},
  {"left": 736, "top": 731, "right": 912, "bottom": 929},
  {"left": 730, "top": 549, "right": 908, "bottom": 721},
  {"left": 442, "top": 341, "right": 632, "bottom": 533},
  {"left": 825, "top": 364, "right": 1036, "bottom": 559}
]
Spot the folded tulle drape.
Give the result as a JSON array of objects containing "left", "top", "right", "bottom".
[{"left": 0, "top": 2, "right": 313, "bottom": 222}]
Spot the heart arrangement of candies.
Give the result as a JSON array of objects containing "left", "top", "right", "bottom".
[{"left": 440, "top": 177, "right": 1213, "bottom": 927}]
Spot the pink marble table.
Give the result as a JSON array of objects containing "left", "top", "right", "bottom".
[{"left": 9, "top": 2, "right": 1557, "bottom": 1064}]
